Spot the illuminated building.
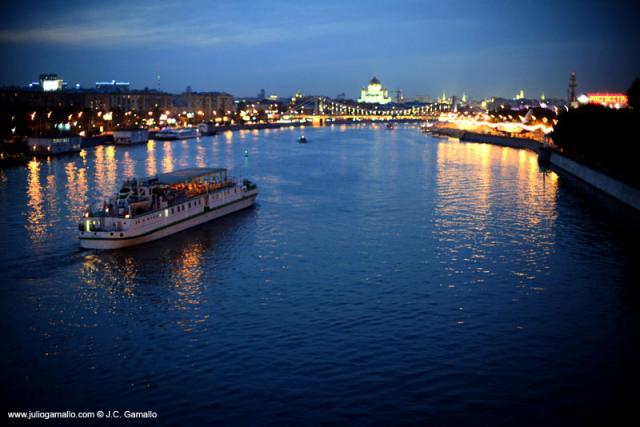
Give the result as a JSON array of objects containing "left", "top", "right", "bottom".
[
  {"left": 358, "top": 77, "right": 391, "bottom": 104},
  {"left": 515, "top": 89, "right": 525, "bottom": 100},
  {"left": 175, "top": 92, "right": 233, "bottom": 118},
  {"left": 291, "top": 90, "right": 303, "bottom": 103},
  {"left": 39, "top": 74, "right": 64, "bottom": 92},
  {"left": 437, "top": 92, "right": 450, "bottom": 105}
]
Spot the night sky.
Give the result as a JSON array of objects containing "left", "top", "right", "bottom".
[{"left": 1, "top": 0, "right": 638, "bottom": 99}]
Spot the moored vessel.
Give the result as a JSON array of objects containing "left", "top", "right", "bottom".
[
  {"left": 197, "top": 122, "right": 219, "bottom": 136},
  {"left": 113, "top": 128, "right": 149, "bottom": 145},
  {"left": 155, "top": 127, "right": 200, "bottom": 140},
  {"left": 78, "top": 167, "right": 257, "bottom": 249}
]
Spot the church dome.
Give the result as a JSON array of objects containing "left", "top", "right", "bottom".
[{"left": 358, "top": 76, "right": 391, "bottom": 104}]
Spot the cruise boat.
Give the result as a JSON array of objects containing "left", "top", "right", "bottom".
[
  {"left": 78, "top": 167, "right": 258, "bottom": 249},
  {"left": 27, "top": 135, "right": 82, "bottom": 155},
  {"left": 154, "top": 127, "right": 200, "bottom": 140}
]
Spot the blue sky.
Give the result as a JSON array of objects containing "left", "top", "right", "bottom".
[{"left": 0, "top": 0, "right": 638, "bottom": 99}]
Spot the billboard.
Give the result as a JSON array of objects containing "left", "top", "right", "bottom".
[{"left": 586, "top": 93, "right": 628, "bottom": 107}]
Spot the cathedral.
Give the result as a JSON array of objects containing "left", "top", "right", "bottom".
[{"left": 358, "top": 76, "right": 392, "bottom": 104}]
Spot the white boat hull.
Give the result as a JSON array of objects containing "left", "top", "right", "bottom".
[{"left": 79, "top": 192, "right": 256, "bottom": 250}]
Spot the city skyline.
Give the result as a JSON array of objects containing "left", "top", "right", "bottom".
[{"left": 1, "top": 0, "right": 639, "bottom": 99}]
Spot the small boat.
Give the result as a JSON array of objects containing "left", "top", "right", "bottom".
[
  {"left": 386, "top": 123, "right": 395, "bottom": 130},
  {"left": 297, "top": 135, "right": 308, "bottom": 143},
  {"left": 420, "top": 122, "right": 434, "bottom": 133},
  {"left": 78, "top": 167, "right": 258, "bottom": 249},
  {"left": 155, "top": 127, "right": 200, "bottom": 140}
]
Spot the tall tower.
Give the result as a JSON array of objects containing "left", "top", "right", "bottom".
[
  {"left": 568, "top": 72, "right": 577, "bottom": 106},
  {"left": 394, "top": 88, "right": 404, "bottom": 103}
]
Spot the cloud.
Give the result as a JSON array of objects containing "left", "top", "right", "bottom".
[
  {"left": 0, "top": 1, "right": 291, "bottom": 48},
  {"left": 0, "top": 0, "right": 421, "bottom": 48},
  {"left": 0, "top": 23, "right": 286, "bottom": 48}
]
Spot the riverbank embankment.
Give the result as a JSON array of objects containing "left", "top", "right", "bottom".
[{"left": 442, "top": 127, "right": 640, "bottom": 211}]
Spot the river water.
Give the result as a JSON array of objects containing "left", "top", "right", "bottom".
[{"left": 1, "top": 124, "right": 638, "bottom": 425}]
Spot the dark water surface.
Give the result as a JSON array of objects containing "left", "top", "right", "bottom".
[{"left": 1, "top": 125, "right": 639, "bottom": 425}]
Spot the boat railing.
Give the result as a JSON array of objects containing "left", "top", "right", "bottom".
[{"left": 83, "top": 177, "right": 242, "bottom": 220}]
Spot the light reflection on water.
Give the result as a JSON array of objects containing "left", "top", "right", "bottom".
[
  {"left": 146, "top": 139, "right": 157, "bottom": 177},
  {"left": 2, "top": 125, "right": 639, "bottom": 425},
  {"left": 162, "top": 140, "right": 174, "bottom": 173},
  {"left": 26, "top": 159, "right": 47, "bottom": 243},
  {"left": 64, "top": 162, "right": 88, "bottom": 222},
  {"left": 434, "top": 142, "right": 559, "bottom": 291}
]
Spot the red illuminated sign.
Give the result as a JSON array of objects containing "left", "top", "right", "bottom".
[{"left": 587, "top": 93, "right": 628, "bottom": 106}]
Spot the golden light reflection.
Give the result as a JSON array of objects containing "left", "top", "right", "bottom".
[
  {"left": 93, "top": 145, "right": 118, "bottom": 198},
  {"left": 224, "top": 130, "right": 233, "bottom": 144},
  {"left": 122, "top": 151, "right": 135, "bottom": 179},
  {"left": 46, "top": 173, "right": 57, "bottom": 213},
  {"left": 162, "top": 141, "right": 174, "bottom": 173},
  {"left": 79, "top": 254, "right": 139, "bottom": 297},
  {"left": 94, "top": 146, "right": 105, "bottom": 196},
  {"left": 434, "top": 141, "right": 559, "bottom": 284},
  {"left": 64, "top": 162, "right": 88, "bottom": 220},
  {"left": 172, "top": 242, "right": 209, "bottom": 332},
  {"left": 146, "top": 140, "right": 157, "bottom": 176},
  {"left": 105, "top": 145, "right": 116, "bottom": 193},
  {"left": 26, "top": 159, "right": 49, "bottom": 242},
  {"left": 173, "top": 243, "right": 204, "bottom": 296}
]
